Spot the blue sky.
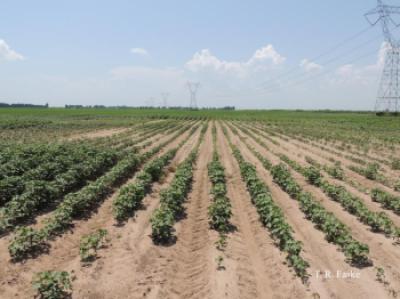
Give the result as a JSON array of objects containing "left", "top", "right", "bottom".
[{"left": 0, "top": 0, "right": 393, "bottom": 109}]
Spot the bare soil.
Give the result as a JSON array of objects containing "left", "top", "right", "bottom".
[{"left": 1, "top": 122, "right": 400, "bottom": 299}]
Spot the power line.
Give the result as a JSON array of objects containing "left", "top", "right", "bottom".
[
  {"left": 257, "top": 25, "right": 374, "bottom": 89},
  {"left": 257, "top": 32, "right": 385, "bottom": 92},
  {"left": 258, "top": 46, "right": 381, "bottom": 95},
  {"left": 214, "top": 26, "right": 381, "bottom": 99},
  {"left": 366, "top": 0, "right": 400, "bottom": 112}
]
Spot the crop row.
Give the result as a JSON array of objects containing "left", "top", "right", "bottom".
[
  {"left": 150, "top": 123, "right": 208, "bottom": 243},
  {"left": 0, "top": 143, "right": 118, "bottom": 204},
  {"left": 304, "top": 156, "right": 345, "bottom": 181},
  {"left": 112, "top": 125, "right": 199, "bottom": 222},
  {"left": 113, "top": 121, "right": 184, "bottom": 153},
  {"left": 8, "top": 123, "right": 194, "bottom": 260},
  {"left": 207, "top": 125, "right": 232, "bottom": 234},
  {"left": 222, "top": 124, "right": 310, "bottom": 280},
  {"left": 371, "top": 188, "right": 400, "bottom": 215},
  {"left": 0, "top": 150, "right": 117, "bottom": 234},
  {"left": 235, "top": 122, "right": 400, "bottom": 240},
  {"left": 254, "top": 122, "right": 400, "bottom": 190},
  {"left": 229, "top": 123, "right": 371, "bottom": 266},
  {"left": 270, "top": 164, "right": 370, "bottom": 266},
  {"left": 0, "top": 123, "right": 184, "bottom": 233},
  {"left": 262, "top": 122, "right": 395, "bottom": 169},
  {"left": 278, "top": 154, "right": 400, "bottom": 240}
]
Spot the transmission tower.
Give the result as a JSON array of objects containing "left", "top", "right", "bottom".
[
  {"left": 366, "top": 0, "right": 400, "bottom": 112},
  {"left": 186, "top": 81, "right": 200, "bottom": 109},
  {"left": 161, "top": 92, "right": 169, "bottom": 108}
]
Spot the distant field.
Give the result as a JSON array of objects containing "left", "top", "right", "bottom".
[{"left": 0, "top": 108, "right": 400, "bottom": 298}]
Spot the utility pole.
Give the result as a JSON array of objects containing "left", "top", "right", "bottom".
[
  {"left": 366, "top": 0, "right": 400, "bottom": 113},
  {"left": 186, "top": 81, "right": 200, "bottom": 109}
]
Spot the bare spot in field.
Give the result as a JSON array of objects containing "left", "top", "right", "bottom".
[{"left": 67, "top": 128, "right": 129, "bottom": 140}]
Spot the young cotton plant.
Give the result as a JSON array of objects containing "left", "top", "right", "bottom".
[
  {"left": 208, "top": 152, "right": 232, "bottom": 234},
  {"left": 112, "top": 148, "right": 178, "bottom": 222},
  {"left": 32, "top": 271, "right": 71, "bottom": 299},
  {"left": 79, "top": 229, "right": 108, "bottom": 263}
]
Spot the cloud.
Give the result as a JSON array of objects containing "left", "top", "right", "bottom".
[
  {"left": 185, "top": 44, "right": 285, "bottom": 76},
  {"left": 131, "top": 48, "right": 149, "bottom": 56},
  {"left": 0, "top": 39, "right": 24, "bottom": 61},
  {"left": 332, "top": 42, "right": 388, "bottom": 85},
  {"left": 185, "top": 49, "right": 242, "bottom": 73},
  {"left": 247, "top": 45, "right": 286, "bottom": 65},
  {"left": 300, "top": 59, "right": 322, "bottom": 72}
]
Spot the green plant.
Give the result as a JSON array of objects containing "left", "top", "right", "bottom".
[
  {"left": 250, "top": 153, "right": 370, "bottom": 267},
  {"left": 394, "top": 181, "right": 400, "bottom": 192},
  {"left": 326, "top": 161, "right": 345, "bottom": 180},
  {"left": 371, "top": 188, "right": 400, "bottom": 215},
  {"left": 304, "top": 166, "right": 322, "bottom": 186},
  {"left": 151, "top": 206, "right": 175, "bottom": 243},
  {"left": 391, "top": 159, "right": 400, "bottom": 170},
  {"left": 9, "top": 124, "right": 193, "bottom": 261},
  {"left": 208, "top": 198, "right": 232, "bottom": 232},
  {"left": 215, "top": 234, "right": 228, "bottom": 251},
  {"left": 8, "top": 227, "right": 46, "bottom": 261},
  {"left": 216, "top": 255, "right": 225, "bottom": 270},
  {"left": 224, "top": 133, "right": 310, "bottom": 281},
  {"left": 112, "top": 148, "right": 178, "bottom": 222},
  {"left": 79, "top": 229, "right": 108, "bottom": 263},
  {"left": 375, "top": 267, "right": 388, "bottom": 285},
  {"left": 32, "top": 271, "right": 71, "bottom": 299},
  {"left": 365, "top": 163, "right": 380, "bottom": 180},
  {"left": 151, "top": 124, "right": 207, "bottom": 243},
  {"left": 207, "top": 151, "right": 232, "bottom": 234}
]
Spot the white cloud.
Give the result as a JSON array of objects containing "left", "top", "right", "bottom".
[
  {"left": 247, "top": 45, "right": 286, "bottom": 65},
  {"left": 185, "top": 49, "right": 242, "bottom": 73},
  {"left": 185, "top": 44, "right": 285, "bottom": 76},
  {"left": 300, "top": 59, "right": 322, "bottom": 72},
  {"left": 0, "top": 39, "right": 24, "bottom": 61},
  {"left": 333, "top": 42, "right": 388, "bottom": 85},
  {"left": 130, "top": 48, "right": 149, "bottom": 56}
]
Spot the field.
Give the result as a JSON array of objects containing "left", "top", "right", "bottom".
[{"left": 1, "top": 108, "right": 400, "bottom": 299}]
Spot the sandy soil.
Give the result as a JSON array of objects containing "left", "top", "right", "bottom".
[
  {"left": 215, "top": 124, "right": 309, "bottom": 299},
  {"left": 268, "top": 127, "right": 400, "bottom": 184},
  {"left": 0, "top": 125, "right": 199, "bottom": 299},
  {"left": 247, "top": 123, "right": 400, "bottom": 197},
  {"left": 67, "top": 128, "right": 131, "bottom": 141},
  {"left": 237, "top": 123, "right": 400, "bottom": 226},
  {"left": 1, "top": 121, "right": 400, "bottom": 299},
  {"left": 229, "top": 123, "right": 400, "bottom": 298}
]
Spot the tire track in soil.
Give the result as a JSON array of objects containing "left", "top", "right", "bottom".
[
  {"left": 250, "top": 124, "right": 400, "bottom": 197},
  {"left": 216, "top": 123, "right": 309, "bottom": 299},
  {"left": 156, "top": 125, "right": 214, "bottom": 299},
  {"left": 0, "top": 126, "right": 180, "bottom": 249},
  {"left": 227, "top": 123, "right": 397, "bottom": 298},
  {"left": 270, "top": 127, "right": 400, "bottom": 177},
  {"left": 72, "top": 127, "right": 203, "bottom": 299},
  {"left": 239, "top": 123, "right": 400, "bottom": 224},
  {"left": 68, "top": 127, "right": 202, "bottom": 299},
  {"left": 0, "top": 126, "right": 200, "bottom": 299}
]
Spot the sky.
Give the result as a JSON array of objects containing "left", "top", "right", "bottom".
[{"left": 0, "top": 0, "right": 396, "bottom": 110}]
